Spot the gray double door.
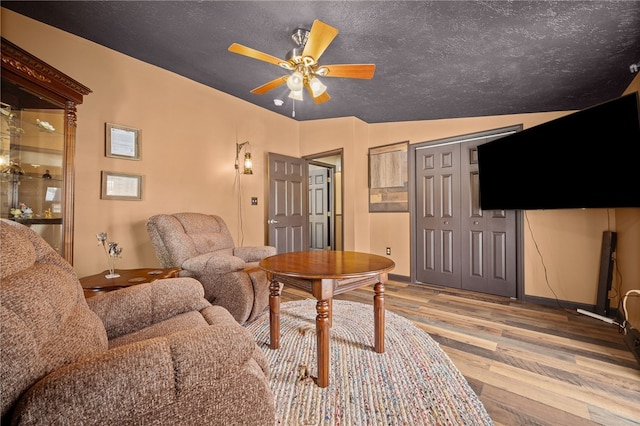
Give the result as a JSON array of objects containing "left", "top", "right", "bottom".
[{"left": 414, "top": 135, "right": 517, "bottom": 297}]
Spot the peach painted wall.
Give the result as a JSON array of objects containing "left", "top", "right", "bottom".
[
  {"left": 299, "top": 116, "right": 371, "bottom": 252},
  {"left": 3, "top": 8, "right": 638, "bottom": 317},
  {"left": 2, "top": 9, "right": 300, "bottom": 278},
  {"left": 298, "top": 102, "right": 640, "bottom": 310},
  {"left": 615, "top": 209, "right": 640, "bottom": 327}
]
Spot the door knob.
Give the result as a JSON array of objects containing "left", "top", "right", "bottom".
[{"left": 267, "top": 219, "right": 279, "bottom": 224}]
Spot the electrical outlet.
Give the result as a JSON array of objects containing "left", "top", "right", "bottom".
[
  {"left": 386, "top": 247, "right": 391, "bottom": 255},
  {"left": 251, "top": 197, "right": 258, "bottom": 205}
]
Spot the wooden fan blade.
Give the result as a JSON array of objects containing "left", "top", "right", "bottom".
[
  {"left": 302, "top": 20, "right": 339, "bottom": 61},
  {"left": 250, "top": 76, "right": 288, "bottom": 94},
  {"left": 322, "top": 64, "right": 376, "bottom": 79},
  {"left": 228, "top": 43, "right": 288, "bottom": 67}
]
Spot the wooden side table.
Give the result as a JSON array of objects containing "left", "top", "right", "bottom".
[{"left": 80, "top": 268, "right": 181, "bottom": 298}]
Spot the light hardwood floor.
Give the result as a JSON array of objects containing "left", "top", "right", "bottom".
[{"left": 279, "top": 280, "right": 640, "bottom": 426}]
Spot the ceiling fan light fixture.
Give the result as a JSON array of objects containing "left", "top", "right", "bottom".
[
  {"left": 288, "top": 89, "right": 304, "bottom": 101},
  {"left": 316, "top": 67, "right": 329, "bottom": 76},
  {"left": 229, "top": 20, "right": 376, "bottom": 107},
  {"left": 287, "top": 71, "right": 304, "bottom": 91},
  {"left": 309, "top": 77, "right": 327, "bottom": 97}
]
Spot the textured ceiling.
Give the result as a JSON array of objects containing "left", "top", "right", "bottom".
[{"left": 3, "top": 1, "right": 640, "bottom": 123}]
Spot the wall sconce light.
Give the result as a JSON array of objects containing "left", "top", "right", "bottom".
[{"left": 235, "top": 141, "right": 253, "bottom": 175}]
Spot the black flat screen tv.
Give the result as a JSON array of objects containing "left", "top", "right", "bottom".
[{"left": 477, "top": 92, "right": 640, "bottom": 210}]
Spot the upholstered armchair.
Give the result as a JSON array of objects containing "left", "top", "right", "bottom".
[
  {"left": 0, "top": 219, "right": 275, "bottom": 425},
  {"left": 146, "top": 213, "right": 277, "bottom": 324}
]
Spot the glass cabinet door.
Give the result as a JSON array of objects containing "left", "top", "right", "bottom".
[{"left": 1, "top": 94, "right": 65, "bottom": 255}]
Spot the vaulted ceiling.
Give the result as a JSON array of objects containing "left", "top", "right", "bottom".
[{"left": 3, "top": 1, "right": 640, "bottom": 123}]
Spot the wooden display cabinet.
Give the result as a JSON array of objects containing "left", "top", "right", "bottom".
[{"left": 1, "top": 38, "right": 91, "bottom": 263}]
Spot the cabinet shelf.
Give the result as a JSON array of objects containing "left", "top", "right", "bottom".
[
  {"left": 1, "top": 173, "right": 63, "bottom": 183},
  {"left": 9, "top": 217, "right": 62, "bottom": 225}
]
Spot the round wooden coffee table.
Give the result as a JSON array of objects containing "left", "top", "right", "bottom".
[{"left": 259, "top": 251, "right": 395, "bottom": 388}]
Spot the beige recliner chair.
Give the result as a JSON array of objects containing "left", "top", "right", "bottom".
[
  {"left": 146, "top": 212, "right": 276, "bottom": 324},
  {"left": 0, "top": 219, "right": 275, "bottom": 425}
]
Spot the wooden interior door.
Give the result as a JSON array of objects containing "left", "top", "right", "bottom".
[{"left": 267, "top": 152, "right": 307, "bottom": 253}]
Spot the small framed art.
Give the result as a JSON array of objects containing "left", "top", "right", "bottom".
[
  {"left": 106, "top": 123, "right": 140, "bottom": 160},
  {"left": 368, "top": 141, "right": 409, "bottom": 212},
  {"left": 101, "top": 171, "right": 143, "bottom": 200}
]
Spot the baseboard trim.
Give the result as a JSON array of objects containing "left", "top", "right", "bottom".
[
  {"left": 389, "top": 273, "right": 411, "bottom": 283},
  {"left": 389, "top": 276, "right": 620, "bottom": 318},
  {"left": 524, "top": 294, "right": 592, "bottom": 311},
  {"left": 524, "top": 294, "right": 620, "bottom": 318}
]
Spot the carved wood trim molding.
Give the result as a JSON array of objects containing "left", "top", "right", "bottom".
[{"left": 1, "top": 37, "right": 92, "bottom": 104}]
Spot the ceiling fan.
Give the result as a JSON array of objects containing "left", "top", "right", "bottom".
[{"left": 228, "top": 20, "right": 375, "bottom": 104}]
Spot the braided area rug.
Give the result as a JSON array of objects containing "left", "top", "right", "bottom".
[{"left": 246, "top": 299, "right": 493, "bottom": 425}]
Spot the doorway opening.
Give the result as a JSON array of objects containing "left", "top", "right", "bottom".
[
  {"left": 266, "top": 149, "right": 343, "bottom": 254},
  {"left": 304, "top": 149, "right": 343, "bottom": 251}
]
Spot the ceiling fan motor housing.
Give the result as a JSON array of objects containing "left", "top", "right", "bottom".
[
  {"left": 286, "top": 47, "right": 305, "bottom": 61},
  {"left": 291, "top": 27, "right": 310, "bottom": 47}
]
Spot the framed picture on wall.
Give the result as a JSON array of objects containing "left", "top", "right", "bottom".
[
  {"left": 368, "top": 141, "right": 409, "bottom": 212},
  {"left": 105, "top": 123, "right": 141, "bottom": 160},
  {"left": 100, "top": 171, "right": 143, "bottom": 200}
]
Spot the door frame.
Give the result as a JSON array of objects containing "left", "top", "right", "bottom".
[
  {"left": 308, "top": 161, "right": 335, "bottom": 250},
  {"left": 408, "top": 126, "right": 525, "bottom": 300},
  {"left": 303, "top": 148, "right": 344, "bottom": 251},
  {"left": 267, "top": 150, "right": 344, "bottom": 253}
]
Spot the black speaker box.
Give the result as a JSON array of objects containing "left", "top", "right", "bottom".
[{"left": 595, "top": 231, "right": 617, "bottom": 316}]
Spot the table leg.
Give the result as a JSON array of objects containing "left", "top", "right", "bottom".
[
  {"left": 316, "top": 299, "right": 331, "bottom": 387},
  {"left": 269, "top": 279, "right": 280, "bottom": 350},
  {"left": 373, "top": 281, "right": 385, "bottom": 353}
]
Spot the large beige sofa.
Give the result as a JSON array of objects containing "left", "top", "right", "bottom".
[{"left": 0, "top": 219, "right": 275, "bottom": 425}]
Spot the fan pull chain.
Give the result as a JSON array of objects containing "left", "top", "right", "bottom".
[{"left": 292, "top": 100, "right": 296, "bottom": 118}]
